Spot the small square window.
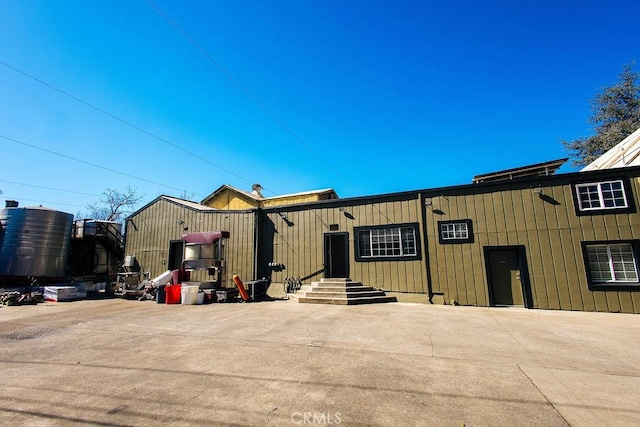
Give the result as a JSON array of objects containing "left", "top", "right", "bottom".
[
  {"left": 438, "top": 219, "right": 474, "bottom": 244},
  {"left": 572, "top": 179, "right": 634, "bottom": 215}
]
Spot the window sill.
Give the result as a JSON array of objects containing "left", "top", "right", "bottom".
[
  {"left": 588, "top": 283, "right": 640, "bottom": 291},
  {"left": 576, "top": 207, "right": 634, "bottom": 216},
  {"left": 439, "top": 238, "right": 474, "bottom": 244},
  {"left": 355, "top": 255, "right": 421, "bottom": 262}
]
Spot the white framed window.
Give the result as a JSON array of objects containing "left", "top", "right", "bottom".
[
  {"left": 575, "top": 180, "right": 628, "bottom": 211},
  {"left": 441, "top": 222, "right": 468, "bottom": 240},
  {"left": 437, "top": 219, "right": 474, "bottom": 244},
  {"left": 582, "top": 241, "right": 640, "bottom": 290},
  {"left": 355, "top": 223, "right": 420, "bottom": 261}
]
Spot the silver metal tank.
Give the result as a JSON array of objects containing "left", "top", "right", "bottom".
[{"left": 0, "top": 206, "right": 74, "bottom": 279}]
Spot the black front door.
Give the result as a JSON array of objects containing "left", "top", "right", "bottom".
[
  {"left": 485, "top": 246, "right": 532, "bottom": 308},
  {"left": 167, "top": 240, "right": 184, "bottom": 271},
  {"left": 324, "top": 233, "right": 349, "bottom": 278}
]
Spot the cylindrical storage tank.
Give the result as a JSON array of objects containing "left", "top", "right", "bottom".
[{"left": 0, "top": 206, "right": 74, "bottom": 279}]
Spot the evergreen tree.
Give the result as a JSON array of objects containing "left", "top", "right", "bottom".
[{"left": 563, "top": 62, "right": 640, "bottom": 167}]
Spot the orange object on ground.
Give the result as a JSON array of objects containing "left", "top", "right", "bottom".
[{"left": 232, "top": 274, "right": 251, "bottom": 302}]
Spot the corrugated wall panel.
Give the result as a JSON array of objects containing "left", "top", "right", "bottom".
[
  {"left": 526, "top": 229, "right": 547, "bottom": 308},
  {"left": 618, "top": 293, "right": 634, "bottom": 313},
  {"left": 550, "top": 228, "right": 572, "bottom": 309}
]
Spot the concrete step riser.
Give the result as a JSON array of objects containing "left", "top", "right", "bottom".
[
  {"left": 300, "top": 286, "right": 377, "bottom": 293},
  {"left": 309, "top": 286, "right": 366, "bottom": 290},
  {"left": 297, "top": 291, "right": 388, "bottom": 298},
  {"left": 312, "top": 282, "right": 363, "bottom": 287},
  {"left": 296, "top": 296, "right": 397, "bottom": 305},
  {"left": 310, "top": 282, "right": 363, "bottom": 289}
]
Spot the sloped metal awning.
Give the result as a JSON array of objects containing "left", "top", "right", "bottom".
[
  {"left": 472, "top": 158, "right": 568, "bottom": 184},
  {"left": 181, "top": 231, "right": 230, "bottom": 244}
]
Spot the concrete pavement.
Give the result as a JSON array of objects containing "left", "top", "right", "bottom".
[{"left": 0, "top": 298, "right": 639, "bottom": 426}]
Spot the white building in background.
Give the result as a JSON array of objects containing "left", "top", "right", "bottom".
[{"left": 582, "top": 127, "right": 640, "bottom": 171}]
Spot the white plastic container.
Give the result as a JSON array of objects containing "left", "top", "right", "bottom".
[
  {"left": 152, "top": 270, "right": 172, "bottom": 286},
  {"left": 181, "top": 285, "right": 199, "bottom": 305},
  {"left": 43, "top": 285, "right": 87, "bottom": 302},
  {"left": 196, "top": 291, "right": 205, "bottom": 305}
]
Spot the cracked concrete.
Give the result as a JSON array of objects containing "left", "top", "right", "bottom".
[{"left": 0, "top": 299, "right": 638, "bottom": 426}]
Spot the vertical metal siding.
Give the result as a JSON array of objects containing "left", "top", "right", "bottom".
[
  {"left": 426, "top": 173, "right": 640, "bottom": 313},
  {"left": 125, "top": 199, "right": 254, "bottom": 287},
  {"left": 260, "top": 198, "right": 427, "bottom": 293}
]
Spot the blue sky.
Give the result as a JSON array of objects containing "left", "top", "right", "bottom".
[{"left": 1, "top": 0, "right": 639, "bottom": 216}]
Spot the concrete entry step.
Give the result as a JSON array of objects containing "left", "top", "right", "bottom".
[
  {"left": 296, "top": 290, "right": 389, "bottom": 298},
  {"left": 292, "top": 278, "right": 396, "bottom": 305},
  {"left": 299, "top": 285, "right": 378, "bottom": 293},
  {"left": 311, "top": 281, "right": 365, "bottom": 288},
  {"left": 294, "top": 295, "right": 398, "bottom": 305}
]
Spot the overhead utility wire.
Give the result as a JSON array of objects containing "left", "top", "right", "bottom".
[
  {"left": 0, "top": 195, "right": 86, "bottom": 209},
  {"left": 0, "top": 134, "right": 201, "bottom": 196},
  {"left": 145, "top": 2, "right": 394, "bottom": 224},
  {"left": 0, "top": 179, "right": 101, "bottom": 197},
  {"left": 0, "top": 60, "right": 263, "bottom": 191},
  {"left": 145, "top": 0, "right": 359, "bottom": 194}
]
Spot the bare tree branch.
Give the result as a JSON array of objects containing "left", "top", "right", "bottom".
[{"left": 84, "top": 186, "right": 143, "bottom": 223}]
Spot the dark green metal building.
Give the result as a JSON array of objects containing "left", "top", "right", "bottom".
[{"left": 125, "top": 165, "right": 640, "bottom": 313}]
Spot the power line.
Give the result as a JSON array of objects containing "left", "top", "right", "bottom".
[
  {"left": 0, "top": 179, "right": 101, "bottom": 197},
  {"left": 0, "top": 134, "right": 205, "bottom": 196},
  {"left": 0, "top": 60, "right": 272, "bottom": 194},
  {"left": 145, "top": 0, "right": 361, "bottom": 195},
  {"left": 145, "top": 1, "right": 394, "bottom": 224}
]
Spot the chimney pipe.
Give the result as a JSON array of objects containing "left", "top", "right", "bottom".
[{"left": 251, "top": 184, "right": 264, "bottom": 198}]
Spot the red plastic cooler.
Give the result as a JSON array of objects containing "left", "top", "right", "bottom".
[{"left": 165, "top": 284, "right": 182, "bottom": 304}]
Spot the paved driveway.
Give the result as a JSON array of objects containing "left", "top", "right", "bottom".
[{"left": 1, "top": 299, "right": 639, "bottom": 426}]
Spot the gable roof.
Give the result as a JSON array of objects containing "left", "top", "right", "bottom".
[
  {"left": 582, "top": 127, "right": 640, "bottom": 171},
  {"left": 200, "top": 185, "right": 338, "bottom": 206},
  {"left": 128, "top": 195, "right": 217, "bottom": 219},
  {"left": 261, "top": 188, "right": 337, "bottom": 201},
  {"left": 162, "top": 196, "right": 218, "bottom": 211}
]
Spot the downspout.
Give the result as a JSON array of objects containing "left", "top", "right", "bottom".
[
  {"left": 123, "top": 218, "right": 129, "bottom": 256},
  {"left": 419, "top": 192, "right": 434, "bottom": 303},
  {"left": 252, "top": 207, "right": 260, "bottom": 281}
]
